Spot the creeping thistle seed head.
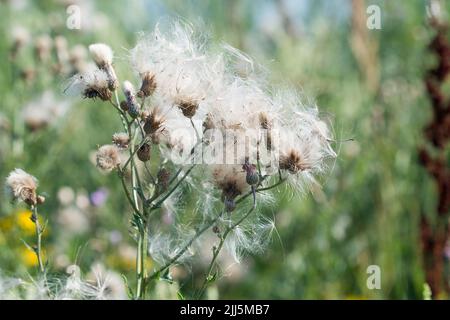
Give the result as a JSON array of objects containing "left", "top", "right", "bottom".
[
  {"left": 177, "top": 99, "right": 199, "bottom": 119},
  {"left": 96, "top": 145, "right": 121, "bottom": 171},
  {"left": 5, "top": 169, "right": 39, "bottom": 206},
  {"left": 137, "top": 143, "right": 151, "bottom": 162},
  {"left": 143, "top": 107, "right": 165, "bottom": 135},
  {"left": 112, "top": 132, "right": 130, "bottom": 149},
  {"left": 122, "top": 81, "right": 140, "bottom": 118},
  {"left": 65, "top": 66, "right": 112, "bottom": 101},
  {"left": 88, "top": 43, "right": 113, "bottom": 68},
  {"left": 89, "top": 43, "right": 117, "bottom": 90},
  {"left": 212, "top": 165, "right": 248, "bottom": 212},
  {"left": 279, "top": 149, "right": 309, "bottom": 174},
  {"left": 137, "top": 72, "right": 157, "bottom": 98}
]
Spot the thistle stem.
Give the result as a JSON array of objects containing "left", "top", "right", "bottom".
[
  {"left": 148, "top": 213, "right": 223, "bottom": 280},
  {"left": 197, "top": 199, "right": 257, "bottom": 299},
  {"left": 31, "top": 205, "right": 44, "bottom": 273},
  {"left": 130, "top": 121, "right": 147, "bottom": 300}
]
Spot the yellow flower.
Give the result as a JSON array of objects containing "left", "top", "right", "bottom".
[
  {"left": 15, "top": 209, "right": 48, "bottom": 237},
  {"left": 20, "top": 247, "right": 38, "bottom": 267},
  {"left": 16, "top": 210, "right": 35, "bottom": 236},
  {"left": 20, "top": 247, "right": 47, "bottom": 268}
]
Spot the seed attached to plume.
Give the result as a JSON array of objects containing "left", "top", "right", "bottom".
[
  {"left": 259, "top": 112, "right": 271, "bottom": 130},
  {"left": 96, "top": 144, "right": 121, "bottom": 171},
  {"left": 137, "top": 143, "right": 151, "bottom": 162},
  {"left": 137, "top": 72, "right": 157, "bottom": 98},
  {"left": 5, "top": 168, "right": 39, "bottom": 206},
  {"left": 203, "top": 113, "right": 215, "bottom": 130}
]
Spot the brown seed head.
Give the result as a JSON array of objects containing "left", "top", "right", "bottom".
[{"left": 137, "top": 72, "right": 157, "bottom": 98}]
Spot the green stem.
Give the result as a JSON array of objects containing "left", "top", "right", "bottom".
[
  {"left": 31, "top": 206, "right": 44, "bottom": 273},
  {"left": 197, "top": 201, "right": 257, "bottom": 299},
  {"left": 149, "top": 164, "right": 196, "bottom": 210},
  {"left": 148, "top": 213, "right": 223, "bottom": 280}
]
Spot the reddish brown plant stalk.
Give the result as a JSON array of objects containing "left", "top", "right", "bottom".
[{"left": 419, "top": 18, "right": 450, "bottom": 299}]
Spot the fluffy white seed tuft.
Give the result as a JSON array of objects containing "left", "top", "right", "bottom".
[{"left": 88, "top": 43, "right": 113, "bottom": 67}]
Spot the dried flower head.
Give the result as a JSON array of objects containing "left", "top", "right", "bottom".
[
  {"left": 89, "top": 43, "right": 113, "bottom": 67},
  {"left": 112, "top": 132, "right": 130, "bottom": 149},
  {"left": 137, "top": 143, "right": 151, "bottom": 162},
  {"left": 143, "top": 107, "right": 165, "bottom": 136},
  {"left": 65, "top": 65, "right": 112, "bottom": 101},
  {"left": 137, "top": 72, "right": 157, "bottom": 98},
  {"left": 89, "top": 43, "right": 117, "bottom": 90},
  {"left": 96, "top": 145, "right": 121, "bottom": 171},
  {"left": 212, "top": 165, "right": 248, "bottom": 211},
  {"left": 177, "top": 99, "right": 199, "bottom": 119},
  {"left": 5, "top": 169, "right": 39, "bottom": 205},
  {"left": 279, "top": 149, "right": 308, "bottom": 174}
]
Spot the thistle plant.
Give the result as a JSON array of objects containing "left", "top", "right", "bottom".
[
  {"left": 5, "top": 169, "right": 46, "bottom": 273},
  {"left": 62, "top": 21, "right": 335, "bottom": 299}
]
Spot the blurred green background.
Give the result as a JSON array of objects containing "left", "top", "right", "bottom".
[{"left": 0, "top": 0, "right": 447, "bottom": 299}]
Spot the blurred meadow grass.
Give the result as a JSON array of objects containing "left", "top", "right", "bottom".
[{"left": 0, "top": 0, "right": 447, "bottom": 299}]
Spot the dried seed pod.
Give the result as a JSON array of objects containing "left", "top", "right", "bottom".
[
  {"left": 137, "top": 72, "right": 157, "bottom": 98},
  {"left": 137, "top": 143, "right": 151, "bottom": 162},
  {"left": 120, "top": 100, "right": 129, "bottom": 111},
  {"left": 178, "top": 100, "right": 198, "bottom": 118},
  {"left": 143, "top": 108, "right": 165, "bottom": 135},
  {"left": 156, "top": 168, "right": 171, "bottom": 192},
  {"left": 123, "top": 81, "right": 140, "bottom": 118}
]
